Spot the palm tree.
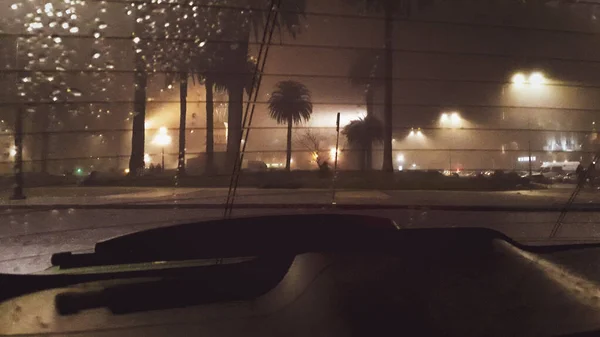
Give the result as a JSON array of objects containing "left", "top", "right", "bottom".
[
  {"left": 197, "top": 48, "right": 257, "bottom": 173},
  {"left": 128, "top": 5, "right": 149, "bottom": 176},
  {"left": 343, "top": 116, "right": 384, "bottom": 171},
  {"left": 129, "top": 4, "right": 214, "bottom": 176},
  {"left": 345, "top": 0, "right": 438, "bottom": 172},
  {"left": 267, "top": 81, "right": 313, "bottom": 171},
  {"left": 201, "top": 71, "right": 228, "bottom": 174},
  {"left": 214, "top": 0, "right": 308, "bottom": 171},
  {"left": 177, "top": 71, "right": 188, "bottom": 176},
  {"left": 349, "top": 51, "right": 383, "bottom": 170}
]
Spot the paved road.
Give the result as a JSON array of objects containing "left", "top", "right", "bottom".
[{"left": 2, "top": 186, "right": 600, "bottom": 274}]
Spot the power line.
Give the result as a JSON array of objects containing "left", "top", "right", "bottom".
[
  {"left": 4, "top": 32, "right": 600, "bottom": 68},
  {"left": 88, "top": 0, "right": 600, "bottom": 37},
  {"left": 0, "top": 125, "right": 595, "bottom": 136},
  {"left": 3, "top": 69, "right": 600, "bottom": 91},
  {"left": 0, "top": 101, "right": 599, "bottom": 116}
]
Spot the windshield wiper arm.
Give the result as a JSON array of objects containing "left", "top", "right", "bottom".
[{"left": 551, "top": 153, "right": 600, "bottom": 238}]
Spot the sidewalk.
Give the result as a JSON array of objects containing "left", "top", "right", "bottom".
[{"left": 0, "top": 186, "right": 599, "bottom": 209}]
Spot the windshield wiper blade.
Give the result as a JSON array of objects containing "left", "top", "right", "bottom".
[{"left": 51, "top": 214, "right": 398, "bottom": 269}]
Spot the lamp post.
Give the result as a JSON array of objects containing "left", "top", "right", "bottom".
[
  {"left": 510, "top": 71, "right": 547, "bottom": 176},
  {"left": 439, "top": 112, "right": 461, "bottom": 171},
  {"left": 152, "top": 126, "right": 172, "bottom": 173}
]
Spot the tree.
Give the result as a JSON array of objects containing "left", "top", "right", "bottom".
[
  {"left": 196, "top": 47, "right": 257, "bottom": 173},
  {"left": 213, "top": 0, "right": 308, "bottom": 171},
  {"left": 267, "top": 81, "right": 313, "bottom": 171},
  {"left": 345, "top": 0, "right": 437, "bottom": 172},
  {"left": 343, "top": 116, "right": 384, "bottom": 171},
  {"left": 296, "top": 129, "right": 327, "bottom": 169},
  {"left": 202, "top": 72, "right": 228, "bottom": 174},
  {"left": 128, "top": 2, "right": 215, "bottom": 176},
  {"left": 128, "top": 3, "right": 150, "bottom": 176},
  {"left": 349, "top": 50, "right": 383, "bottom": 170}
]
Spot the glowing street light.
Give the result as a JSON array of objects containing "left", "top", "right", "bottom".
[
  {"left": 450, "top": 112, "right": 460, "bottom": 125},
  {"left": 408, "top": 128, "right": 424, "bottom": 138},
  {"left": 529, "top": 72, "right": 546, "bottom": 87},
  {"left": 439, "top": 112, "right": 462, "bottom": 170},
  {"left": 511, "top": 71, "right": 547, "bottom": 88},
  {"left": 329, "top": 147, "right": 340, "bottom": 159},
  {"left": 440, "top": 112, "right": 461, "bottom": 128},
  {"left": 511, "top": 73, "right": 527, "bottom": 87},
  {"left": 509, "top": 70, "right": 547, "bottom": 175},
  {"left": 152, "top": 126, "right": 172, "bottom": 172}
]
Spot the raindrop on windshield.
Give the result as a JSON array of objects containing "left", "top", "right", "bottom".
[{"left": 68, "top": 88, "right": 82, "bottom": 97}]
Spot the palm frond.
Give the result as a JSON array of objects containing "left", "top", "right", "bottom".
[
  {"left": 343, "top": 115, "right": 384, "bottom": 147},
  {"left": 267, "top": 81, "right": 313, "bottom": 125}
]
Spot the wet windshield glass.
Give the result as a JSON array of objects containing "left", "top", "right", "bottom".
[{"left": 1, "top": 0, "right": 600, "bottom": 274}]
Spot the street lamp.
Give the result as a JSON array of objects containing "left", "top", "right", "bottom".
[
  {"left": 396, "top": 153, "right": 405, "bottom": 171},
  {"left": 152, "top": 126, "right": 172, "bottom": 173},
  {"left": 439, "top": 112, "right": 462, "bottom": 170},
  {"left": 408, "top": 128, "right": 424, "bottom": 138},
  {"left": 510, "top": 71, "right": 547, "bottom": 175},
  {"left": 440, "top": 112, "right": 461, "bottom": 128},
  {"left": 511, "top": 73, "right": 527, "bottom": 87},
  {"left": 329, "top": 147, "right": 340, "bottom": 159},
  {"left": 529, "top": 72, "right": 546, "bottom": 87}
]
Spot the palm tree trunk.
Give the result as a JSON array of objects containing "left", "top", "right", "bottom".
[
  {"left": 226, "top": 82, "right": 243, "bottom": 172},
  {"left": 225, "top": 36, "right": 249, "bottom": 173},
  {"left": 177, "top": 72, "right": 187, "bottom": 176},
  {"left": 128, "top": 12, "right": 147, "bottom": 176},
  {"left": 128, "top": 68, "right": 146, "bottom": 176},
  {"left": 286, "top": 116, "right": 293, "bottom": 171},
  {"left": 381, "top": 1, "right": 394, "bottom": 172},
  {"left": 205, "top": 79, "right": 215, "bottom": 174},
  {"left": 365, "top": 85, "right": 374, "bottom": 171}
]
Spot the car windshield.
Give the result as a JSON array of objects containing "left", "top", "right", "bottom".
[{"left": 1, "top": 0, "right": 600, "bottom": 275}]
